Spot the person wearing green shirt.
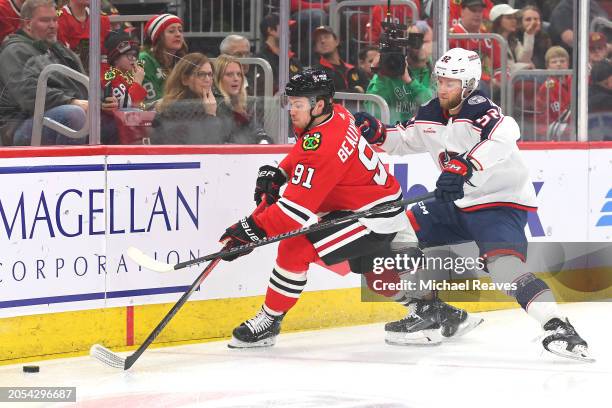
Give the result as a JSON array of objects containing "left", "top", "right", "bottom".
[
  {"left": 139, "top": 13, "right": 188, "bottom": 105},
  {"left": 365, "top": 62, "right": 433, "bottom": 125}
]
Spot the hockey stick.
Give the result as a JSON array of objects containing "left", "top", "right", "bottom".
[
  {"left": 128, "top": 191, "right": 435, "bottom": 273},
  {"left": 90, "top": 200, "right": 272, "bottom": 370},
  {"left": 90, "top": 256, "right": 222, "bottom": 370}
]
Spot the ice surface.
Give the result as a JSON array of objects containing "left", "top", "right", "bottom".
[{"left": 1, "top": 302, "right": 609, "bottom": 408}]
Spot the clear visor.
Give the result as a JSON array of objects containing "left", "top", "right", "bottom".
[{"left": 280, "top": 94, "right": 313, "bottom": 111}]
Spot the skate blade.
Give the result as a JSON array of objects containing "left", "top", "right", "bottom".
[
  {"left": 545, "top": 342, "right": 596, "bottom": 363},
  {"left": 227, "top": 336, "right": 276, "bottom": 349},
  {"left": 452, "top": 316, "right": 484, "bottom": 338},
  {"left": 385, "top": 328, "right": 442, "bottom": 346}
]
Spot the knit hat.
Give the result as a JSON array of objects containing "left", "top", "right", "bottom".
[
  {"left": 104, "top": 31, "right": 139, "bottom": 64},
  {"left": 144, "top": 14, "right": 183, "bottom": 44}
]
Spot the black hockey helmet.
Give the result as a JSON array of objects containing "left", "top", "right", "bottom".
[{"left": 284, "top": 69, "right": 335, "bottom": 99}]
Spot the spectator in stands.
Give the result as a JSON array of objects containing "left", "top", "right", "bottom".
[
  {"left": 312, "top": 25, "right": 368, "bottom": 93},
  {"left": 358, "top": 46, "right": 379, "bottom": 82},
  {"left": 101, "top": 31, "right": 148, "bottom": 144},
  {"left": 365, "top": 43, "right": 433, "bottom": 124},
  {"left": 588, "top": 59, "right": 612, "bottom": 141},
  {"left": 402, "top": 21, "right": 434, "bottom": 95},
  {"left": 214, "top": 54, "right": 272, "bottom": 144},
  {"left": 490, "top": 3, "right": 535, "bottom": 84},
  {"left": 0, "top": 0, "right": 117, "bottom": 146},
  {"left": 537, "top": 46, "right": 571, "bottom": 134},
  {"left": 152, "top": 53, "right": 229, "bottom": 144},
  {"left": 140, "top": 13, "right": 187, "bottom": 105},
  {"left": 517, "top": 5, "right": 551, "bottom": 69},
  {"left": 549, "top": 0, "right": 610, "bottom": 54},
  {"left": 57, "top": 0, "right": 111, "bottom": 74},
  {"left": 219, "top": 34, "right": 254, "bottom": 93},
  {"left": 449, "top": 0, "right": 493, "bottom": 28},
  {"left": 256, "top": 13, "right": 302, "bottom": 95},
  {"left": 449, "top": 0, "right": 493, "bottom": 93},
  {"left": 0, "top": 0, "right": 23, "bottom": 44},
  {"left": 513, "top": 0, "right": 558, "bottom": 23},
  {"left": 291, "top": 0, "right": 329, "bottom": 65},
  {"left": 589, "top": 60, "right": 612, "bottom": 113},
  {"left": 589, "top": 32, "right": 610, "bottom": 66}
]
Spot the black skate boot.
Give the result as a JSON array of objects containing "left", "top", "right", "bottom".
[
  {"left": 542, "top": 318, "right": 594, "bottom": 362},
  {"left": 385, "top": 299, "right": 483, "bottom": 346},
  {"left": 228, "top": 307, "right": 285, "bottom": 349}
]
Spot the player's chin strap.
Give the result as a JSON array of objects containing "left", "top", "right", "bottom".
[{"left": 303, "top": 96, "right": 333, "bottom": 134}]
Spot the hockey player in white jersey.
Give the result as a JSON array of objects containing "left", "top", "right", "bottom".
[{"left": 354, "top": 48, "right": 592, "bottom": 362}]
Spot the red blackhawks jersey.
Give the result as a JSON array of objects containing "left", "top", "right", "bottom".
[
  {"left": 537, "top": 75, "right": 571, "bottom": 123},
  {"left": 0, "top": 0, "right": 20, "bottom": 44},
  {"left": 57, "top": 5, "right": 111, "bottom": 52},
  {"left": 101, "top": 67, "right": 147, "bottom": 109},
  {"left": 254, "top": 104, "right": 409, "bottom": 237}
]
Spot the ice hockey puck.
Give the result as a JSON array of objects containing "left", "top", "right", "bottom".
[{"left": 23, "top": 365, "right": 39, "bottom": 373}]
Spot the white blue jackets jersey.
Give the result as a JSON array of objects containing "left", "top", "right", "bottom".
[{"left": 382, "top": 91, "right": 537, "bottom": 211}]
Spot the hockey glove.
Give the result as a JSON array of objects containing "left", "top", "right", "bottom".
[
  {"left": 435, "top": 155, "right": 474, "bottom": 202},
  {"left": 354, "top": 112, "right": 386, "bottom": 145},
  {"left": 254, "top": 165, "right": 287, "bottom": 205},
  {"left": 219, "top": 215, "right": 267, "bottom": 261}
]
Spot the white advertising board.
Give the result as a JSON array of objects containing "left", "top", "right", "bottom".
[{"left": 0, "top": 147, "right": 610, "bottom": 317}]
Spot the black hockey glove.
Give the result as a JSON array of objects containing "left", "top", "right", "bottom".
[
  {"left": 254, "top": 165, "right": 287, "bottom": 205},
  {"left": 354, "top": 112, "right": 386, "bottom": 145},
  {"left": 219, "top": 215, "right": 267, "bottom": 261},
  {"left": 435, "top": 155, "right": 474, "bottom": 202}
]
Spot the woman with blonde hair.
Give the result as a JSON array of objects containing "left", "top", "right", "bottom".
[
  {"left": 139, "top": 13, "right": 188, "bottom": 104},
  {"left": 214, "top": 54, "right": 271, "bottom": 144},
  {"left": 151, "top": 52, "right": 227, "bottom": 144}
]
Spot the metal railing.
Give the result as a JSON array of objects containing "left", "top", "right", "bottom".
[
  {"left": 335, "top": 92, "right": 391, "bottom": 124},
  {"left": 508, "top": 69, "right": 573, "bottom": 141},
  {"left": 448, "top": 32, "right": 508, "bottom": 113},
  {"left": 31, "top": 64, "right": 90, "bottom": 146},
  {"left": 177, "top": 0, "right": 258, "bottom": 40},
  {"left": 210, "top": 57, "right": 274, "bottom": 138},
  {"left": 329, "top": 0, "right": 419, "bottom": 64}
]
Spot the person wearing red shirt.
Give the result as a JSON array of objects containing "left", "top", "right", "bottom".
[
  {"left": 219, "top": 69, "right": 477, "bottom": 349},
  {"left": 449, "top": 0, "right": 493, "bottom": 28},
  {"left": 449, "top": 0, "right": 493, "bottom": 88},
  {"left": 57, "top": 0, "right": 110, "bottom": 72},
  {"left": 0, "top": 0, "right": 23, "bottom": 43},
  {"left": 536, "top": 46, "right": 572, "bottom": 139}
]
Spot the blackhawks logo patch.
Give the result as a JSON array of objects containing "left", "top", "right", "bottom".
[{"left": 302, "top": 132, "right": 321, "bottom": 151}]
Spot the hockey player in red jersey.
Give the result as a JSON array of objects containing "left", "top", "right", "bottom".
[
  {"left": 354, "top": 48, "right": 592, "bottom": 362},
  {"left": 219, "top": 69, "right": 480, "bottom": 348}
]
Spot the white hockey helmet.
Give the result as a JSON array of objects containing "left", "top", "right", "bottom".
[{"left": 434, "top": 48, "right": 482, "bottom": 100}]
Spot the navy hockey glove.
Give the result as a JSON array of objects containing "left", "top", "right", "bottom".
[
  {"left": 219, "top": 215, "right": 267, "bottom": 261},
  {"left": 435, "top": 155, "right": 474, "bottom": 202},
  {"left": 354, "top": 112, "right": 386, "bottom": 145},
  {"left": 254, "top": 165, "right": 287, "bottom": 205}
]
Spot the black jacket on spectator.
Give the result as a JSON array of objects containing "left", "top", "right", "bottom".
[
  {"left": 314, "top": 56, "right": 369, "bottom": 93},
  {"left": 255, "top": 43, "right": 302, "bottom": 95},
  {"left": 0, "top": 29, "right": 86, "bottom": 145},
  {"left": 549, "top": 0, "right": 610, "bottom": 51},
  {"left": 588, "top": 83, "right": 612, "bottom": 113}
]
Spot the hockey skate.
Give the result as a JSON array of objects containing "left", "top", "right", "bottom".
[
  {"left": 542, "top": 318, "right": 594, "bottom": 362},
  {"left": 385, "top": 299, "right": 483, "bottom": 345},
  {"left": 228, "top": 308, "right": 285, "bottom": 349}
]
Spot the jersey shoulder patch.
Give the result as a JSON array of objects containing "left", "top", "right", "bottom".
[{"left": 458, "top": 92, "right": 499, "bottom": 122}]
